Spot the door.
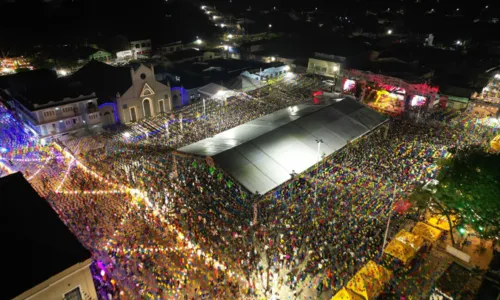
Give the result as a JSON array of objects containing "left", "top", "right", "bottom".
[
  {"left": 143, "top": 99, "right": 152, "bottom": 118},
  {"left": 130, "top": 107, "right": 137, "bottom": 122}
]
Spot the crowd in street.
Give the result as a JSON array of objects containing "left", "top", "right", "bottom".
[{"left": 1, "top": 73, "right": 499, "bottom": 299}]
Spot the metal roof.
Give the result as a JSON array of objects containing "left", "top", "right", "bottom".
[{"left": 178, "top": 97, "right": 388, "bottom": 194}]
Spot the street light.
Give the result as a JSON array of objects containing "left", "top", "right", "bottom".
[
  {"left": 269, "top": 24, "right": 272, "bottom": 28},
  {"left": 456, "top": 40, "right": 462, "bottom": 46},
  {"left": 195, "top": 39, "right": 203, "bottom": 45},
  {"left": 387, "top": 29, "right": 393, "bottom": 35}
]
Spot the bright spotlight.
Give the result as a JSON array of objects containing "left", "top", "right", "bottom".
[
  {"left": 201, "top": 5, "right": 206, "bottom": 9},
  {"left": 269, "top": 24, "right": 272, "bottom": 28},
  {"left": 387, "top": 29, "right": 392, "bottom": 35},
  {"left": 284, "top": 65, "right": 290, "bottom": 71},
  {"left": 195, "top": 39, "right": 203, "bottom": 45},
  {"left": 123, "top": 132, "right": 131, "bottom": 139},
  {"left": 333, "top": 65, "right": 339, "bottom": 72},
  {"left": 220, "top": 23, "right": 226, "bottom": 28},
  {"left": 227, "top": 34, "right": 233, "bottom": 39},
  {"left": 223, "top": 45, "right": 229, "bottom": 50}
]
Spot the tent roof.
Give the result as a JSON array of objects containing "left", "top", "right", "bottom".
[
  {"left": 384, "top": 239, "right": 416, "bottom": 265},
  {"left": 178, "top": 98, "right": 388, "bottom": 194},
  {"left": 427, "top": 214, "right": 458, "bottom": 231},
  {"left": 332, "top": 287, "right": 364, "bottom": 300},
  {"left": 346, "top": 260, "right": 392, "bottom": 300},
  {"left": 225, "top": 74, "right": 265, "bottom": 91},
  {"left": 0, "top": 172, "right": 91, "bottom": 299},
  {"left": 412, "top": 222, "right": 442, "bottom": 242},
  {"left": 395, "top": 229, "right": 426, "bottom": 251},
  {"left": 198, "top": 82, "right": 227, "bottom": 98}
]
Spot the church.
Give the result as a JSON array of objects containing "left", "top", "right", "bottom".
[{"left": 72, "top": 60, "right": 172, "bottom": 125}]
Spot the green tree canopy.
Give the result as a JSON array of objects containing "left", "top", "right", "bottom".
[{"left": 436, "top": 146, "right": 500, "bottom": 239}]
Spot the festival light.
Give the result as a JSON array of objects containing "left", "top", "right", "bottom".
[
  {"left": 195, "top": 39, "right": 203, "bottom": 45},
  {"left": 227, "top": 34, "right": 233, "bottom": 39}
]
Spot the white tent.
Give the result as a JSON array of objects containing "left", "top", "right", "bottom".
[
  {"left": 198, "top": 83, "right": 237, "bottom": 101},
  {"left": 226, "top": 74, "right": 265, "bottom": 92}
]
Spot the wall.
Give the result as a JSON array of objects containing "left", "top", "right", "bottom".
[
  {"left": 117, "top": 64, "right": 172, "bottom": 123},
  {"left": 307, "top": 58, "right": 341, "bottom": 78},
  {"left": 13, "top": 260, "right": 97, "bottom": 300}
]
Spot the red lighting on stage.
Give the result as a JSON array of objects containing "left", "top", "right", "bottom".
[{"left": 313, "top": 91, "right": 323, "bottom": 97}]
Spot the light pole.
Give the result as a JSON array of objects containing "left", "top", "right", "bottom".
[{"left": 314, "top": 139, "right": 323, "bottom": 203}]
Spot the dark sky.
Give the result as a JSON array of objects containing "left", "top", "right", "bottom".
[{"left": 0, "top": 0, "right": 497, "bottom": 52}]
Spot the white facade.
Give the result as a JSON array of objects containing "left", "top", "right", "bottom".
[
  {"left": 159, "top": 41, "right": 183, "bottom": 55},
  {"left": 117, "top": 64, "right": 172, "bottom": 124},
  {"left": 13, "top": 259, "right": 97, "bottom": 300},
  {"left": 12, "top": 94, "right": 101, "bottom": 142},
  {"left": 130, "top": 39, "right": 152, "bottom": 58}
]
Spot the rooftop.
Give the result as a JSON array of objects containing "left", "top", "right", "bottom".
[
  {"left": 179, "top": 98, "right": 387, "bottom": 194},
  {"left": 12, "top": 76, "right": 95, "bottom": 111},
  {"left": 71, "top": 60, "right": 133, "bottom": 103},
  {"left": 0, "top": 172, "right": 91, "bottom": 299}
]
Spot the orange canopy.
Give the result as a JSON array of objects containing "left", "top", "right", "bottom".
[
  {"left": 346, "top": 260, "right": 392, "bottom": 299},
  {"left": 412, "top": 222, "right": 442, "bottom": 242}
]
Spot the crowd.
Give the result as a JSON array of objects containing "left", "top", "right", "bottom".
[{"left": 2, "top": 73, "right": 499, "bottom": 299}]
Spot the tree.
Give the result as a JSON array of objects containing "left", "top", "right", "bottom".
[{"left": 435, "top": 145, "right": 500, "bottom": 240}]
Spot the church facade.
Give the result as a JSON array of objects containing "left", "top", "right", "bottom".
[{"left": 116, "top": 64, "right": 172, "bottom": 124}]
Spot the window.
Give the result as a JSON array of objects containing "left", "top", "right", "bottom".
[
  {"left": 135, "top": 44, "right": 140, "bottom": 49},
  {"left": 141, "top": 43, "right": 146, "bottom": 47},
  {"left": 62, "top": 107, "right": 73, "bottom": 113},
  {"left": 140, "top": 73, "right": 146, "bottom": 80},
  {"left": 43, "top": 110, "right": 56, "bottom": 117},
  {"left": 73, "top": 119, "right": 77, "bottom": 124},
  {"left": 63, "top": 287, "right": 82, "bottom": 300},
  {"left": 65, "top": 120, "right": 72, "bottom": 125}
]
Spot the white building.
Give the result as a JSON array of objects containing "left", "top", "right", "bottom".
[
  {"left": 130, "top": 39, "right": 152, "bottom": 58},
  {"left": 159, "top": 40, "right": 184, "bottom": 55},
  {"left": 72, "top": 60, "right": 172, "bottom": 125},
  {"left": 6, "top": 81, "right": 102, "bottom": 143},
  {"left": 307, "top": 52, "right": 345, "bottom": 78}
]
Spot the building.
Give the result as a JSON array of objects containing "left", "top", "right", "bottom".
[
  {"left": 163, "top": 49, "right": 219, "bottom": 65},
  {"left": 159, "top": 40, "right": 184, "bottom": 55},
  {"left": 2, "top": 74, "right": 101, "bottom": 142},
  {"left": 307, "top": 52, "right": 345, "bottom": 78},
  {"left": 72, "top": 60, "right": 172, "bottom": 124},
  {"left": 74, "top": 47, "right": 113, "bottom": 63},
  {"left": 1, "top": 172, "right": 97, "bottom": 300},
  {"left": 130, "top": 39, "right": 152, "bottom": 58}
]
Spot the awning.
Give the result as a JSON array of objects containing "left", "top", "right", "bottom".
[
  {"left": 395, "top": 229, "right": 425, "bottom": 251},
  {"left": 384, "top": 239, "right": 416, "bottom": 265},
  {"left": 427, "top": 214, "right": 457, "bottom": 231},
  {"left": 346, "top": 260, "right": 392, "bottom": 300},
  {"left": 331, "top": 287, "right": 364, "bottom": 300},
  {"left": 412, "top": 222, "right": 442, "bottom": 242}
]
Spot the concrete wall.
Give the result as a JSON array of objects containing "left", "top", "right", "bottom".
[
  {"left": 13, "top": 259, "right": 97, "bottom": 300},
  {"left": 307, "top": 58, "right": 341, "bottom": 78}
]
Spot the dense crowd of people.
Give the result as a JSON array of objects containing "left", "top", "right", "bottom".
[{"left": 1, "top": 73, "right": 499, "bottom": 299}]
